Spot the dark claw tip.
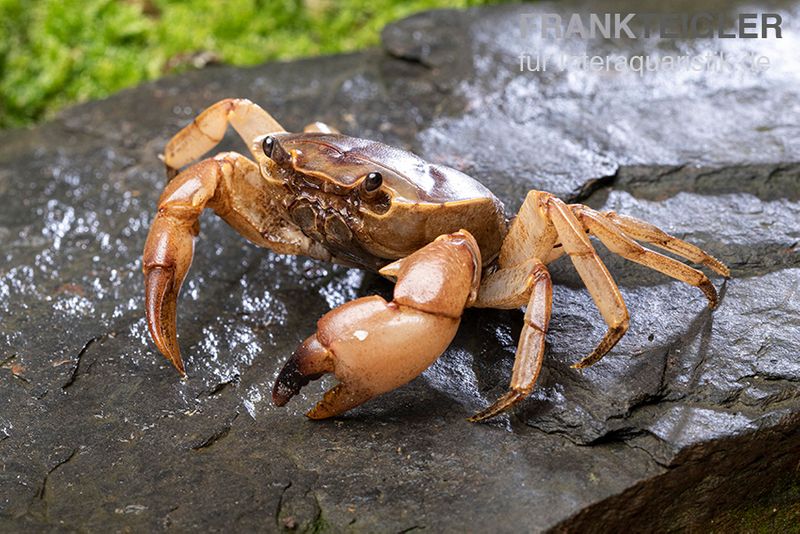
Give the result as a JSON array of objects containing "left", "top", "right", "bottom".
[
  {"left": 272, "top": 355, "right": 311, "bottom": 406},
  {"left": 272, "top": 337, "right": 331, "bottom": 406},
  {"left": 273, "top": 335, "right": 332, "bottom": 407}
]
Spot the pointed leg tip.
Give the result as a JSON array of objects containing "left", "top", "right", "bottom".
[
  {"left": 572, "top": 357, "right": 593, "bottom": 369},
  {"left": 468, "top": 391, "right": 526, "bottom": 422},
  {"left": 713, "top": 262, "right": 731, "bottom": 279},
  {"left": 468, "top": 406, "right": 500, "bottom": 422},
  {"left": 467, "top": 408, "right": 504, "bottom": 423},
  {"left": 171, "top": 355, "right": 186, "bottom": 376},
  {"left": 703, "top": 257, "right": 730, "bottom": 279},
  {"left": 149, "top": 327, "right": 183, "bottom": 374}
]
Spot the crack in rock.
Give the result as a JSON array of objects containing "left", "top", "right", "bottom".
[
  {"left": 27, "top": 448, "right": 79, "bottom": 521},
  {"left": 190, "top": 412, "right": 239, "bottom": 451},
  {"left": 61, "top": 336, "right": 101, "bottom": 390}
]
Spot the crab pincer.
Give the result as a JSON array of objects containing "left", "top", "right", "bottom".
[
  {"left": 272, "top": 230, "right": 482, "bottom": 418},
  {"left": 143, "top": 160, "right": 219, "bottom": 375}
]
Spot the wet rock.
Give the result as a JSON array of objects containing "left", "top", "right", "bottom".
[{"left": 1, "top": 1, "right": 799, "bottom": 531}]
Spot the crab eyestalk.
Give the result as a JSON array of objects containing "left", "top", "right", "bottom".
[{"left": 272, "top": 230, "right": 482, "bottom": 419}]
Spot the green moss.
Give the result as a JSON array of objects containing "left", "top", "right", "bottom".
[
  {"left": 0, "top": 0, "right": 506, "bottom": 128},
  {"left": 708, "top": 475, "right": 800, "bottom": 533},
  {"left": 305, "top": 513, "right": 330, "bottom": 534}
]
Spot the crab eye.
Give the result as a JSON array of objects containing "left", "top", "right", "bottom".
[
  {"left": 262, "top": 136, "right": 275, "bottom": 158},
  {"left": 364, "top": 172, "right": 383, "bottom": 192}
]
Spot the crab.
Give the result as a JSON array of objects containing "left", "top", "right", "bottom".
[{"left": 143, "top": 98, "right": 729, "bottom": 422}]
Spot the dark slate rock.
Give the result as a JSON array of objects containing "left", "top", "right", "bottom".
[{"left": 1, "top": 1, "right": 799, "bottom": 531}]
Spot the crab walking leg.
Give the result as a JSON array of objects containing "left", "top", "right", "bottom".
[
  {"left": 162, "top": 98, "right": 285, "bottom": 176},
  {"left": 469, "top": 259, "right": 552, "bottom": 422},
  {"left": 473, "top": 188, "right": 567, "bottom": 310},
  {"left": 547, "top": 197, "right": 630, "bottom": 369},
  {"left": 494, "top": 191, "right": 562, "bottom": 268},
  {"left": 303, "top": 122, "right": 340, "bottom": 134},
  {"left": 473, "top": 259, "right": 544, "bottom": 309},
  {"left": 272, "top": 231, "right": 482, "bottom": 419},
  {"left": 573, "top": 206, "right": 719, "bottom": 308},
  {"left": 144, "top": 152, "right": 326, "bottom": 374},
  {"left": 464, "top": 191, "right": 562, "bottom": 419},
  {"left": 603, "top": 211, "right": 730, "bottom": 278}
]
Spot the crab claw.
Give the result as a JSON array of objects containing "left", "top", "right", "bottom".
[
  {"left": 272, "top": 334, "right": 333, "bottom": 406},
  {"left": 145, "top": 266, "right": 185, "bottom": 374},
  {"left": 143, "top": 207, "right": 197, "bottom": 375},
  {"left": 143, "top": 160, "right": 216, "bottom": 375},
  {"left": 273, "top": 230, "right": 482, "bottom": 419}
]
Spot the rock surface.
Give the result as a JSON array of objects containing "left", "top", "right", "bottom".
[{"left": 1, "top": 1, "right": 799, "bottom": 531}]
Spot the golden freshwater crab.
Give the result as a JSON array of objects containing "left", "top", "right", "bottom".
[{"left": 143, "top": 98, "right": 730, "bottom": 421}]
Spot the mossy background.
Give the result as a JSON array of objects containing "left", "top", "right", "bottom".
[{"left": 0, "top": 0, "right": 504, "bottom": 128}]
